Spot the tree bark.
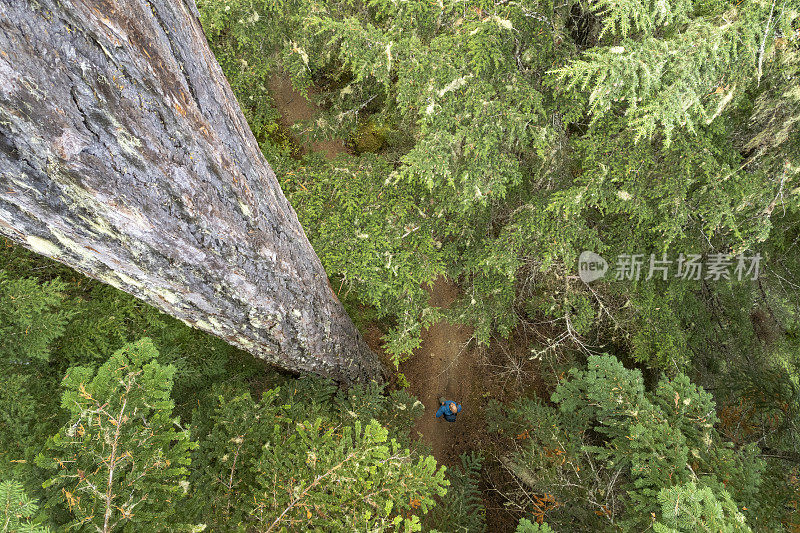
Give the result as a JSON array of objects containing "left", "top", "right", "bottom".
[{"left": 0, "top": 0, "right": 385, "bottom": 384}]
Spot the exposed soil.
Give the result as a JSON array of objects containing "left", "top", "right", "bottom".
[
  {"left": 269, "top": 70, "right": 522, "bottom": 529},
  {"left": 266, "top": 74, "right": 345, "bottom": 160},
  {"left": 398, "top": 277, "right": 484, "bottom": 465},
  {"left": 268, "top": 71, "right": 487, "bottom": 463}
]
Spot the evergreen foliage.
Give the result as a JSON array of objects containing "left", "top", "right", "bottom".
[
  {"left": 280, "top": 155, "right": 444, "bottom": 361},
  {"left": 254, "top": 417, "right": 444, "bottom": 532},
  {"left": 0, "top": 480, "right": 50, "bottom": 533},
  {"left": 552, "top": 0, "right": 800, "bottom": 145},
  {"left": 515, "top": 518, "right": 555, "bottom": 532},
  {"left": 0, "top": 270, "right": 71, "bottom": 364},
  {"left": 491, "top": 354, "right": 765, "bottom": 530},
  {"left": 183, "top": 379, "right": 444, "bottom": 532},
  {"left": 0, "top": 244, "right": 451, "bottom": 532},
  {"left": 0, "top": 242, "right": 265, "bottom": 485},
  {"left": 180, "top": 386, "right": 266, "bottom": 530},
  {"left": 2, "top": 0, "right": 800, "bottom": 526},
  {"left": 0, "top": 373, "right": 39, "bottom": 482},
  {"left": 35, "top": 339, "right": 197, "bottom": 532},
  {"left": 653, "top": 481, "right": 751, "bottom": 532},
  {"left": 194, "top": 0, "right": 800, "bottom": 380},
  {"left": 426, "top": 452, "right": 487, "bottom": 533}
]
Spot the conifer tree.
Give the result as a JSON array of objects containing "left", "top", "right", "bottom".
[
  {"left": 36, "top": 339, "right": 197, "bottom": 532},
  {"left": 0, "top": 373, "right": 38, "bottom": 481},
  {"left": 0, "top": 480, "right": 50, "bottom": 533},
  {"left": 194, "top": 0, "right": 800, "bottom": 377},
  {"left": 491, "top": 354, "right": 765, "bottom": 530},
  {"left": 0, "top": 271, "right": 71, "bottom": 364},
  {"left": 653, "top": 481, "right": 751, "bottom": 533},
  {"left": 426, "top": 453, "right": 487, "bottom": 533},
  {"left": 254, "top": 418, "right": 445, "bottom": 532},
  {"left": 551, "top": 0, "right": 800, "bottom": 146},
  {"left": 0, "top": 0, "right": 383, "bottom": 384},
  {"left": 516, "top": 518, "right": 555, "bottom": 532},
  {"left": 0, "top": 268, "right": 72, "bottom": 483},
  {"left": 182, "top": 386, "right": 272, "bottom": 530},
  {"left": 184, "top": 380, "right": 445, "bottom": 532}
]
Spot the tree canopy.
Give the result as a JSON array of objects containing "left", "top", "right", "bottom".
[{"left": 1, "top": 0, "right": 800, "bottom": 530}]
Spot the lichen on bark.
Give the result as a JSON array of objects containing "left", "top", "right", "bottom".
[{"left": 0, "top": 0, "right": 385, "bottom": 384}]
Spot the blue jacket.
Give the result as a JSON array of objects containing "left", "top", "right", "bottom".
[{"left": 435, "top": 401, "right": 462, "bottom": 422}]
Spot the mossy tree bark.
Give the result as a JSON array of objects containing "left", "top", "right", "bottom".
[{"left": 0, "top": 0, "right": 385, "bottom": 384}]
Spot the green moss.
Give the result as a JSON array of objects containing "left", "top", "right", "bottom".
[{"left": 348, "top": 120, "right": 389, "bottom": 155}]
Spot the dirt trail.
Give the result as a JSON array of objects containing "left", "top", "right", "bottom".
[
  {"left": 399, "top": 278, "right": 482, "bottom": 465},
  {"left": 266, "top": 74, "right": 344, "bottom": 160},
  {"left": 268, "top": 72, "right": 483, "bottom": 465}
]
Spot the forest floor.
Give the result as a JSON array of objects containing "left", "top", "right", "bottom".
[
  {"left": 266, "top": 74, "right": 344, "bottom": 160},
  {"left": 267, "top": 73, "right": 486, "bottom": 463},
  {"left": 269, "top": 71, "right": 540, "bottom": 529},
  {"left": 397, "top": 277, "right": 484, "bottom": 464}
]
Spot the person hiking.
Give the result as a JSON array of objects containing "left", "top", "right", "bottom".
[{"left": 435, "top": 397, "right": 462, "bottom": 423}]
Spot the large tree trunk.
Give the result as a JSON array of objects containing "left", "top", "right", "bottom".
[{"left": 0, "top": 0, "right": 385, "bottom": 384}]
